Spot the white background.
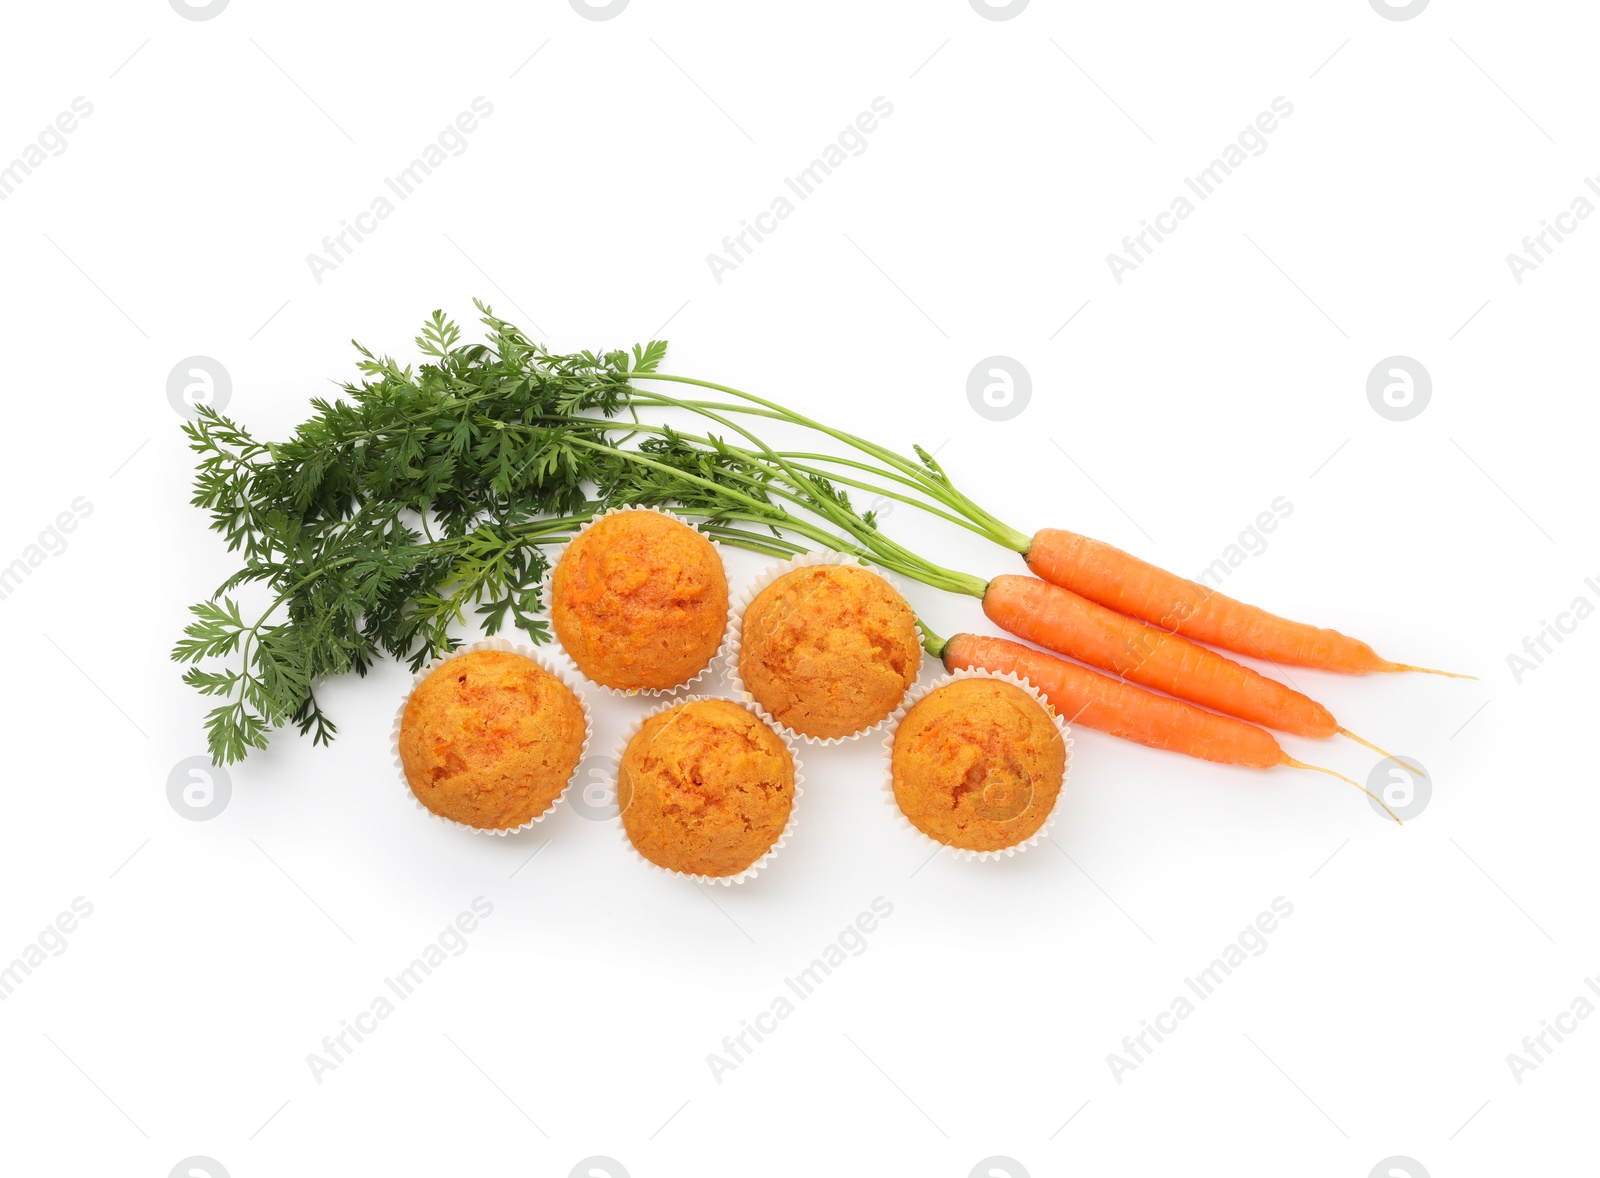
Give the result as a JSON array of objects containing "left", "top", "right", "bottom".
[{"left": 1, "top": 2, "right": 1594, "bottom": 1175}]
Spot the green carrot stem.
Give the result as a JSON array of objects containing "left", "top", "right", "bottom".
[{"left": 631, "top": 374, "right": 1033, "bottom": 552}]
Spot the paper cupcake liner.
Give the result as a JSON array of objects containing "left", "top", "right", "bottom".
[
  {"left": 391, "top": 638, "right": 594, "bottom": 837},
  {"left": 610, "top": 694, "right": 804, "bottom": 886},
  {"left": 535, "top": 504, "right": 736, "bottom": 700},
  {"left": 723, "top": 550, "right": 924, "bottom": 747},
  {"left": 880, "top": 666, "right": 1073, "bottom": 863}
]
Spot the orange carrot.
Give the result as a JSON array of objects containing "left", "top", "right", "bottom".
[
  {"left": 985, "top": 574, "right": 1340, "bottom": 739},
  {"left": 1024, "top": 528, "right": 1466, "bottom": 677},
  {"left": 940, "top": 632, "right": 1399, "bottom": 821},
  {"left": 945, "top": 631, "right": 1280, "bottom": 765}
]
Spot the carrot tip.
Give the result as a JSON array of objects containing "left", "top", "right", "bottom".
[
  {"left": 1381, "top": 661, "right": 1476, "bottom": 680},
  {"left": 1337, "top": 728, "right": 1423, "bottom": 776},
  {"left": 1283, "top": 756, "right": 1403, "bottom": 825}
]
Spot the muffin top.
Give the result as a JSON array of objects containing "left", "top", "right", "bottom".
[
  {"left": 551, "top": 510, "right": 728, "bottom": 692},
  {"left": 619, "top": 698, "right": 795, "bottom": 878},
  {"left": 738, "top": 563, "right": 921, "bottom": 740},
  {"left": 890, "top": 678, "right": 1065, "bottom": 852},
  {"left": 399, "top": 649, "right": 587, "bottom": 830}
]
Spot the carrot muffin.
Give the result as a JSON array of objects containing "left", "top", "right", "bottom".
[
  {"left": 890, "top": 678, "right": 1065, "bottom": 852},
  {"left": 551, "top": 510, "right": 728, "bottom": 692},
  {"left": 738, "top": 563, "right": 920, "bottom": 739},
  {"left": 398, "top": 650, "right": 587, "bottom": 830},
  {"left": 619, "top": 699, "right": 795, "bottom": 878}
]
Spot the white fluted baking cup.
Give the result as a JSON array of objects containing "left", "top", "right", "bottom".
[
  {"left": 723, "top": 550, "right": 924, "bottom": 747},
  {"left": 610, "top": 694, "right": 804, "bottom": 886},
  {"left": 535, "top": 504, "right": 735, "bottom": 699},
  {"left": 392, "top": 638, "right": 593, "bottom": 836},
  {"left": 880, "top": 667, "right": 1073, "bottom": 862}
]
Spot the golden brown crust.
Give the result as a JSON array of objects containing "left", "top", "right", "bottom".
[
  {"left": 552, "top": 511, "right": 729, "bottom": 692},
  {"left": 891, "top": 679, "right": 1065, "bottom": 851},
  {"left": 738, "top": 564, "right": 920, "bottom": 739},
  {"left": 399, "top": 650, "right": 587, "bottom": 830},
  {"left": 619, "top": 699, "right": 795, "bottom": 877}
]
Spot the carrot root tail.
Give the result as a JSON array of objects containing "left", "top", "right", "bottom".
[
  {"left": 1283, "top": 756, "right": 1403, "bottom": 825},
  {"left": 1380, "top": 661, "right": 1477, "bottom": 680},
  {"left": 1337, "top": 728, "right": 1424, "bottom": 776}
]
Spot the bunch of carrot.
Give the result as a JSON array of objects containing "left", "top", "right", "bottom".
[{"left": 924, "top": 530, "right": 1467, "bottom": 823}]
